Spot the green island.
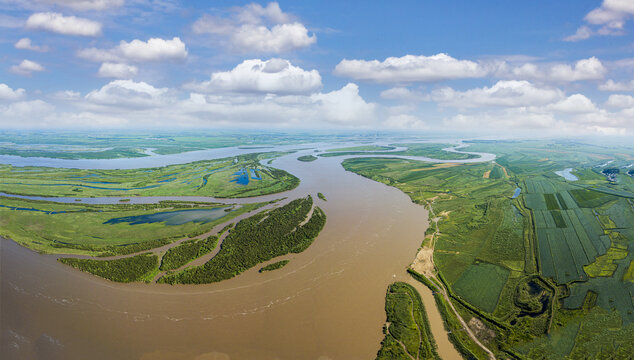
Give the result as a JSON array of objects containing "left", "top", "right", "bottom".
[
  {"left": 344, "top": 139, "right": 634, "bottom": 359},
  {"left": 376, "top": 282, "right": 439, "bottom": 360},
  {"left": 259, "top": 260, "right": 290, "bottom": 272},
  {"left": 0, "top": 197, "right": 265, "bottom": 256},
  {"left": 320, "top": 143, "right": 477, "bottom": 160},
  {"left": 59, "top": 253, "right": 159, "bottom": 283},
  {"left": 297, "top": 155, "right": 318, "bottom": 162},
  {"left": 0, "top": 152, "right": 298, "bottom": 198},
  {"left": 159, "top": 235, "right": 219, "bottom": 271},
  {"left": 317, "top": 192, "right": 327, "bottom": 201},
  {"left": 160, "top": 196, "right": 326, "bottom": 284}
]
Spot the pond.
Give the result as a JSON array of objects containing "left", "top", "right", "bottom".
[
  {"left": 554, "top": 168, "right": 578, "bottom": 181},
  {"left": 512, "top": 187, "right": 521, "bottom": 198}
]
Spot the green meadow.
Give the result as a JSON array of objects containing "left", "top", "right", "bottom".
[{"left": 344, "top": 139, "right": 634, "bottom": 359}]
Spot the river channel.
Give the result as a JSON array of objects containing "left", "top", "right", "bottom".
[{"left": 1, "top": 144, "right": 494, "bottom": 360}]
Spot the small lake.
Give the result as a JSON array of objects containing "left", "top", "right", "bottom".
[
  {"left": 555, "top": 168, "right": 578, "bottom": 181},
  {"left": 103, "top": 207, "right": 232, "bottom": 226},
  {"left": 511, "top": 188, "right": 521, "bottom": 198}
]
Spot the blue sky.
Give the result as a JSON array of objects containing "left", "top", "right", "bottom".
[{"left": 0, "top": 0, "right": 633, "bottom": 135}]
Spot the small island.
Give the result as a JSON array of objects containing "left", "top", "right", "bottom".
[
  {"left": 259, "top": 260, "right": 290, "bottom": 272},
  {"left": 297, "top": 155, "right": 317, "bottom": 162}
]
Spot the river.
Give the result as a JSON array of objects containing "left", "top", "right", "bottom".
[{"left": 1, "top": 144, "right": 493, "bottom": 360}]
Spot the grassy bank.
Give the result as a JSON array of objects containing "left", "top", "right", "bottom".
[{"left": 376, "top": 282, "right": 439, "bottom": 360}]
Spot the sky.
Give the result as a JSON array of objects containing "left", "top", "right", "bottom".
[{"left": 0, "top": 0, "right": 633, "bottom": 136}]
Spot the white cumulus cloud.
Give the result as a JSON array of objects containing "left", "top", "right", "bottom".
[
  {"left": 78, "top": 37, "right": 187, "bottom": 63},
  {"left": 508, "top": 57, "right": 606, "bottom": 82},
  {"left": 599, "top": 79, "right": 634, "bottom": 91},
  {"left": 185, "top": 58, "right": 321, "bottom": 95},
  {"left": 310, "top": 83, "right": 375, "bottom": 124},
  {"left": 10, "top": 59, "right": 45, "bottom": 76},
  {"left": 548, "top": 94, "right": 597, "bottom": 113},
  {"left": 334, "top": 53, "right": 489, "bottom": 83},
  {"left": 97, "top": 63, "right": 138, "bottom": 78},
  {"left": 565, "top": 0, "right": 634, "bottom": 41},
  {"left": 85, "top": 80, "right": 172, "bottom": 109},
  {"left": 605, "top": 94, "right": 634, "bottom": 108},
  {"left": 431, "top": 80, "right": 564, "bottom": 108},
  {"left": 192, "top": 2, "right": 316, "bottom": 53},
  {"left": 26, "top": 12, "right": 102, "bottom": 36},
  {"left": 15, "top": 38, "right": 48, "bottom": 52},
  {"left": 0, "top": 84, "right": 26, "bottom": 100}
]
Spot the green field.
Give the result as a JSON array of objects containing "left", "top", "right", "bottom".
[
  {"left": 344, "top": 139, "right": 634, "bottom": 359},
  {"left": 376, "top": 282, "right": 439, "bottom": 360},
  {"left": 452, "top": 262, "right": 510, "bottom": 313}
]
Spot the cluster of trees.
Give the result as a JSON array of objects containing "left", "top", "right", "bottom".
[
  {"left": 160, "top": 196, "right": 325, "bottom": 284},
  {"left": 259, "top": 259, "right": 290, "bottom": 272},
  {"left": 159, "top": 236, "right": 218, "bottom": 271},
  {"left": 297, "top": 155, "right": 317, "bottom": 162},
  {"left": 58, "top": 253, "right": 158, "bottom": 282}
]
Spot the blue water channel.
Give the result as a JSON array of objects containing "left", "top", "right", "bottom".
[{"left": 103, "top": 207, "right": 233, "bottom": 226}]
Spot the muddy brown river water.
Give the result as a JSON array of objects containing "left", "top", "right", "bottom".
[{"left": 0, "top": 147, "right": 489, "bottom": 360}]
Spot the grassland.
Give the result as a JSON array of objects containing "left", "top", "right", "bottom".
[
  {"left": 344, "top": 139, "right": 634, "bottom": 359},
  {"left": 0, "top": 196, "right": 265, "bottom": 255},
  {"left": 0, "top": 152, "right": 298, "bottom": 198},
  {"left": 375, "top": 282, "right": 439, "bottom": 360},
  {"left": 58, "top": 253, "right": 159, "bottom": 282},
  {"left": 159, "top": 196, "right": 326, "bottom": 284}
]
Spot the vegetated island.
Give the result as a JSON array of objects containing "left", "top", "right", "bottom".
[
  {"left": 0, "top": 197, "right": 266, "bottom": 256},
  {"left": 0, "top": 152, "right": 298, "bottom": 199},
  {"left": 54, "top": 195, "right": 326, "bottom": 284},
  {"left": 259, "top": 260, "right": 290, "bottom": 272},
  {"left": 159, "top": 196, "right": 325, "bottom": 284},
  {"left": 159, "top": 235, "right": 218, "bottom": 271},
  {"left": 59, "top": 253, "right": 159, "bottom": 283},
  {"left": 317, "top": 192, "right": 327, "bottom": 201},
  {"left": 375, "top": 282, "right": 439, "bottom": 360},
  {"left": 297, "top": 155, "right": 317, "bottom": 162}
]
